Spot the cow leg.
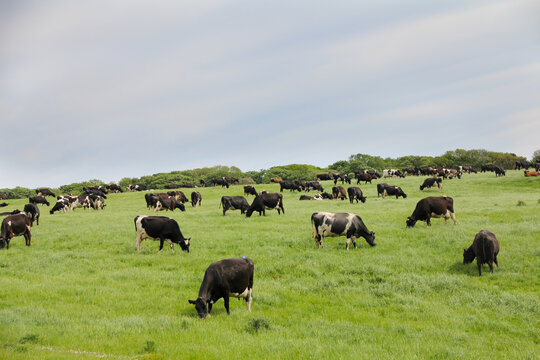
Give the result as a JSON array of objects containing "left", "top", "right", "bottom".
[
  {"left": 345, "top": 238, "right": 350, "bottom": 250},
  {"left": 451, "top": 212, "right": 457, "bottom": 225},
  {"left": 246, "top": 288, "right": 253, "bottom": 312},
  {"left": 158, "top": 239, "right": 165, "bottom": 253},
  {"left": 426, "top": 217, "right": 431, "bottom": 226},
  {"left": 352, "top": 237, "right": 357, "bottom": 249},
  {"left": 136, "top": 233, "right": 143, "bottom": 253},
  {"left": 6, "top": 239, "right": 10, "bottom": 249},
  {"left": 25, "top": 232, "right": 31, "bottom": 246},
  {"left": 208, "top": 302, "right": 213, "bottom": 315},
  {"left": 224, "top": 296, "right": 230, "bottom": 315},
  {"left": 488, "top": 260, "right": 494, "bottom": 274},
  {"left": 494, "top": 256, "right": 499, "bottom": 267},
  {"left": 169, "top": 240, "right": 174, "bottom": 252},
  {"left": 477, "top": 260, "right": 482, "bottom": 276}
]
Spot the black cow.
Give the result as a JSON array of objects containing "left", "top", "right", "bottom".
[
  {"left": 332, "top": 186, "right": 347, "bottom": 200},
  {"left": 191, "top": 191, "right": 202, "bottom": 207},
  {"left": 333, "top": 173, "right": 351, "bottom": 185},
  {"left": 294, "top": 180, "right": 308, "bottom": 190},
  {"left": 347, "top": 187, "right": 366, "bottom": 203},
  {"left": 494, "top": 166, "right": 506, "bottom": 176},
  {"left": 106, "top": 184, "right": 123, "bottom": 193},
  {"left": 406, "top": 196, "right": 456, "bottom": 227},
  {"left": 23, "top": 203, "right": 40, "bottom": 226},
  {"left": 299, "top": 195, "right": 313, "bottom": 200},
  {"left": 0, "top": 213, "right": 32, "bottom": 249},
  {"left": 0, "top": 203, "right": 7, "bottom": 207},
  {"left": 189, "top": 257, "right": 254, "bottom": 318},
  {"left": 311, "top": 212, "right": 376, "bottom": 250},
  {"left": 481, "top": 164, "right": 497, "bottom": 173},
  {"left": 316, "top": 173, "right": 332, "bottom": 181},
  {"left": 377, "top": 183, "right": 407, "bottom": 199},
  {"left": 320, "top": 192, "right": 333, "bottom": 199},
  {"left": 244, "top": 185, "right": 258, "bottom": 197},
  {"left": 246, "top": 193, "right": 284, "bottom": 217},
  {"left": 306, "top": 181, "right": 323, "bottom": 192},
  {"left": 35, "top": 188, "right": 56, "bottom": 197},
  {"left": 355, "top": 173, "right": 373, "bottom": 184},
  {"left": 29, "top": 196, "right": 50, "bottom": 206},
  {"left": 134, "top": 215, "right": 190, "bottom": 253},
  {"left": 165, "top": 184, "right": 178, "bottom": 189},
  {"left": 280, "top": 180, "right": 301, "bottom": 192},
  {"left": 211, "top": 178, "right": 230, "bottom": 188},
  {"left": 199, "top": 179, "right": 207, "bottom": 187},
  {"left": 463, "top": 230, "right": 500, "bottom": 276},
  {"left": 155, "top": 194, "right": 186, "bottom": 212},
  {"left": 420, "top": 177, "right": 443, "bottom": 190},
  {"left": 223, "top": 177, "right": 239, "bottom": 185},
  {"left": 220, "top": 196, "right": 250, "bottom": 216},
  {"left": 515, "top": 160, "right": 532, "bottom": 170}
]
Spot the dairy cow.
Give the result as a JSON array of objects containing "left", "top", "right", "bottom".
[
  {"left": 406, "top": 196, "right": 456, "bottom": 227},
  {"left": 0, "top": 212, "right": 32, "bottom": 249},
  {"left": 377, "top": 183, "right": 407, "bottom": 199},
  {"left": 134, "top": 215, "right": 190, "bottom": 253},
  {"left": 220, "top": 196, "right": 250, "bottom": 216},
  {"left": 420, "top": 177, "right": 443, "bottom": 190},
  {"left": 23, "top": 203, "right": 40, "bottom": 226},
  {"left": 191, "top": 191, "right": 202, "bottom": 207},
  {"left": 347, "top": 187, "right": 366, "bottom": 203},
  {"left": 463, "top": 230, "right": 500, "bottom": 276},
  {"left": 246, "top": 193, "right": 284, "bottom": 217},
  {"left": 311, "top": 212, "right": 376, "bottom": 250}
]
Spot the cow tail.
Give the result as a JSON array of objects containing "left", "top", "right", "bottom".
[{"left": 481, "top": 231, "right": 486, "bottom": 263}]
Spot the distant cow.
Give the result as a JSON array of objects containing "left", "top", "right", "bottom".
[
  {"left": 0, "top": 212, "right": 32, "bottom": 249},
  {"left": 154, "top": 194, "right": 186, "bottom": 212},
  {"left": 29, "top": 196, "right": 50, "bottom": 206},
  {"left": 0, "top": 203, "right": 7, "bottom": 208},
  {"left": 377, "top": 183, "right": 407, "bottom": 199},
  {"left": 164, "top": 184, "right": 178, "bottom": 189},
  {"left": 127, "top": 184, "right": 141, "bottom": 191},
  {"left": 167, "top": 191, "right": 189, "bottom": 203},
  {"left": 420, "top": 177, "right": 442, "bottom": 190},
  {"left": 191, "top": 191, "right": 202, "bottom": 207},
  {"left": 211, "top": 178, "right": 230, "bottom": 188},
  {"left": 270, "top": 177, "right": 282, "bottom": 183},
  {"left": 35, "top": 188, "right": 56, "bottom": 197},
  {"left": 383, "top": 169, "right": 404, "bottom": 178},
  {"left": 463, "top": 230, "right": 500, "bottom": 276},
  {"left": 246, "top": 193, "right": 284, "bottom": 217},
  {"left": 220, "top": 196, "right": 250, "bottom": 216},
  {"left": 244, "top": 185, "right": 258, "bottom": 197},
  {"left": 332, "top": 186, "right": 347, "bottom": 200},
  {"left": 406, "top": 196, "right": 456, "bottom": 227},
  {"left": 515, "top": 160, "right": 532, "bottom": 170},
  {"left": 333, "top": 173, "right": 350, "bottom": 185},
  {"left": 355, "top": 173, "right": 373, "bottom": 184},
  {"left": 0, "top": 193, "right": 7, "bottom": 200},
  {"left": 311, "top": 212, "right": 376, "bottom": 250},
  {"left": 23, "top": 203, "right": 40, "bottom": 226},
  {"left": 134, "top": 215, "right": 190, "bottom": 253},
  {"left": 524, "top": 171, "right": 539, "bottom": 177},
  {"left": 106, "top": 184, "right": 123, "bottom": 193},
  {"left": 280, "top": 180, "right": 301, "bottom": 192},
  {"left": 494, "top": 166, "right": 506, "bottom": 176},
  {"left": 189, "top": 257, "right": 254, "bottom": 318},
  {"left": 199, "top": 179, "right": 207, "bottom": 187},
  {"left": 306, "top": 181, "right": 323, "bottom": 192},
  {"left": 316, "top": 173, "right": 332, "bottom": 181},
  {"left": 50, "top": 199, "right": 70, "bottom": 214},
  {"left": 347, "top": 187, "right": 366, "bottom": 203},
  {"left": 299, "top": 195, "right": 313, "bottom": 200}
]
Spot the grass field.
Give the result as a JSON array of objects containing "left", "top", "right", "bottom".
[{"left": 0, "top": 171, "right": 539, "bottom": 359}]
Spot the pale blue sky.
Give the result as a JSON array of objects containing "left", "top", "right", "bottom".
[{"left": 1, "top": 0, "right": 539, "bottom": 188}]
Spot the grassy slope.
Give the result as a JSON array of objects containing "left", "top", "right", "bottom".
[{"left": 0, "top": 171, "right": 539, "bottom": 359}]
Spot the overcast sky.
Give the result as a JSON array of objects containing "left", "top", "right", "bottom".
[{"left": 1, "top": 1, "right": 539, "bottom": 188}]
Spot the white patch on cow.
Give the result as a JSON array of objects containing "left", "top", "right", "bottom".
[
  {"left": 230, "top": 288, "right": 249, "bottom": 299},
  {"left": 7, "top": 221, "right": 11, "bottom": 227}
]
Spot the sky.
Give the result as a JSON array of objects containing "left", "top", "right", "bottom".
[{"left": 1, "top": 0, "right": 539, "bottom": 188}]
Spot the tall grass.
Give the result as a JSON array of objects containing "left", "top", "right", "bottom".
[{"left": 0, "top": 171, "right": 538, "bottom": 359}]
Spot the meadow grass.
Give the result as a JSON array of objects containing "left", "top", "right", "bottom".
[{"left": 0, "top": 171, "right": 539, "bottom": 359}]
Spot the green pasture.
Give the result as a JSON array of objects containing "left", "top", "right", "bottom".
[{"left": 0, "top": 171, "right": 539, "bottom": 359}]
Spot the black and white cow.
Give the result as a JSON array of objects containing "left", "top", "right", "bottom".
[
  {"left": 23, "top": 203, "right": 40, "bottom": 226},
  {"left": 383, "top": 169, "right": 404, "bottom": 178},
  {"left": 347, "top": 187, "right": 366, "bottom": 203},
  {"left": 463, "top": 230, "right": 500, "bottom": 276},
  {"left": 134, "top": 215, "right": 190, "bottom": 253},
  {"left": 243, "top": 185, "right": 258, "bottom": 197},
  {"left": 50, "top": 199, "right": 70, "bottom": 214},
  {"left": 0, "top": 212, "right": 32, "bottom": 249},
  {"left": 154, "top": 194, "right": 186, "bottom": 212},
  {"left": 311, "top": 212, "right": 376, "bottom": 250},
  {"left": 377, "top": 183, "right": 407, "bottom": 199},
  {"left": 191, "top": 191, "right": 202, "bottom": 207},
  {"left": 189, "top": 257, "right": 254, "bottom": 318},
  {"left": 106, "top": 184, "right": 123, "bottom": 193},
  {"left": 71, "top": 195, "right": 91, "bottom": 211},
  {"left": 29, "top": 196, "right": 50, "bottom": 206},
  {"left": 127, "top": 184, "right": 141, "bottom": 191},
  {"left": 211, "top": 178, "right": 230, "bottom": 188},
  {"left": 333, "top": 173, "right": 351, "bottom": 185},
  {"left": 220, "top": 196, "right": 250, "bottom": 216},
  {"left": 166, "top": 191, "right": 189, "bottom": 203},
  {"left": 406, "top": 196, "right": 456, "bottom": 227},
  {"left": 420, "top": 177, "right": 443, "bottom": 190},
  {"left": 280, "top": 181, "right": 301, "bottom": 192},
  {"left": 246, "top": 193, "right": 284, "bottom": 217}
]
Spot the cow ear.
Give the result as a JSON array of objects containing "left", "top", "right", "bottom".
[{"left": 188, "top": 299, "right": 196, "bottom": 305}]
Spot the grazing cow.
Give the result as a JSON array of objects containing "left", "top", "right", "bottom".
[
  {"left": 244, "top": 185, "right": 258, "bottom": 197},
  {"left": 180, "top": 183, "right": 197, "bottom": 188},
  {"left": 347, "top": 187, "right": 366, "bottom": 203},
  {"left": 460, "top": 166, "right": 477, "bottom": 174},
  {"left": 463, "top": 230, "right": 500, "bottom": 276},
  {"left": 383, "top": 169, "right": 404, "bottom": 178},
  {"left": 23, "top": 203, "right": 40, "bottom": 226},
  {"left": 246, "top": 193, "right": 284, "bottom": 217},
  {"left": 106, "top": 184, "right": 123, "bottom": 193},
  {"left": 50, "top": 199, "right": 70, "bottom": 214},
  {"left": 494, "top": 166, "right": 506, "bottom": 176},
  {"left": 306, "top": 181, "right": 324, "bottom": 192},
  {"left": 211, "top": 178, "right": 229, "bottom": 188},
  {"left": 406, "top": 196, "right": 456, "bottom": 227},
  {"left": 223, "top": 177, "right": 239, "bottom": 185},
  {"left": 199, "top": 179, "right": 206, "bottom": 187},
  {"left": 127, "top": 184, "right": 141, "bottom": 191},
  {"left": 189, "top": 257, "right": 254, "bottom": 318},
  {"left": 154, "top": 194, "right": 186, "bottom": 212},
  {"left": 280, "top": 180, "right": 301, "bottom": 192},
  {"left": 311, "top": 212, "right": 376, "bottom": 250},
  {"left": 320, "top": 192, "right": 333, "bottom": 199},
  {"left": 71, "top": 195, "right": 91, "bottom": 211},
  {"left": 515, "top": 160, "right": 532, "bottom": 170},
  {"left": 134, "top": 215, "right": 190, "bottom": 253},
  {"left": 333, "top": 173, "right": 351, "bottom": 184},
  {"left": 355, "top": 173, "right": 373, "bottom": 184},
  {"left": 377, "top": 183, "right": 407, "bottom": 199},
  {"left": 84, "top": 186, "right": 108, "bottom": 195},
  {"left": 35, "top": 188, "right": 56, "bottom": 197},
  {"left": 87, "top": 194, "right": 106, "bottom": 210},
  {"left": 524, "top": 171, "right": 539, "bottom": 177},
  {"left": 316, "top": 173, "right": 332, "bottom": 181},
  {"left": 418, "top": 166, "right": 437, "bottom": 176},
  {"left": 167, "top": 190, "right": 189, "bottom": 203},
  {"left": 0, "top": 212, "right": 32, "bottom": 249},
  {"left": 420, "top": 177, "right": 443, "bottom": 190},
  {"left": 191, "top": 191, "right": 202, "bottom": 207},
  {"left": 332, "top": 186, "right": 347, "bottom": 200},
  {"left": 29, "top": 196, "right": 50, "bottom": 206},
  {"left": 220, "top": 196, "right": 250, "bottom": 216},
  {"left": 481, "top": 164, "right": 497, "bottom": 173},
  {"left": 365, "top": 170, "right": 381, "bottom": 179},
  {"left": 294, "top": 180, "right": 308, "bottom": 190},
  {"left": 270, "top": 177, "right": 282, "bottom": 183},
  {"left": 402, "top": 167, "right": 416, "bottom": 176}
]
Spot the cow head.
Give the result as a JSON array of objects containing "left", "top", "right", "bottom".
[
  {"left": 188, "top": 298, "right": 209, "bottom": 318},
  {"left": 176, "top": 201, "right": 186, "bottom": 211},
  {"left": 463, "top": 247, "right": 475, "bottom": 264},
  {"left": 406, "top": 217, "right": 417, "bottom": 228},
  {"left": 245, "top": 208, "right": 254, "bottom": 217},
  {"left": 365, "top": 231, "right": 376, "bottom": 246},
  {"left": 360, "top": 195, "right": 366, "bottom": 203},
  {"left": 176, "top": 237, "right": 190, "bottom": 252}
]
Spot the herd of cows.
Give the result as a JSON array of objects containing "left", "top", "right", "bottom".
[{"left": 0, "top": 161, "right": 537, "bottom": 318}]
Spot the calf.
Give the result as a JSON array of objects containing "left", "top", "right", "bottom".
[
  {"left": 0, "top": 212, "right": 32, "bottom": 249},
  {"left": 29, "top": 196, "right": 50, "bottom": 206},
  {"left": 191, "top": 191, "right": 202, "bottom": 207},
  {"left": 420, "top": 177, "right": 442, "bottom": 190},
  {"left": 463, "top": 230, "right": 500, "bottom": 276},
  {"left": 244, "top": 185, "right": 258, "bottom": 197},
  {"left": 311, "top": 212, "right": 376, "bottom": 250},
  {"left": 134, "top": 215, "right": 190, "bottom": 253},
  {"left": 246, "top": 193, "right": 284, "bottom": 217},
  {"left": 347, "top": 187, "right": 366, "bottom": 203},
  {"left": 23, "top": 203, "right": 40, "bottom": 226},
  {"left": 332, "top": 186, "right": 347, "bottom": 200},
  {"left": 377, "top": 183, "right": 407, "bottom": 199},
  {"left": 406, "top": 196, "right": 456, "bottom": 227},
  {"left": 220, "top": 196, "right": 250, "bottom": 216},
  {"left": 189, "top": 257, "right": 254, "bottom": 318}
]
